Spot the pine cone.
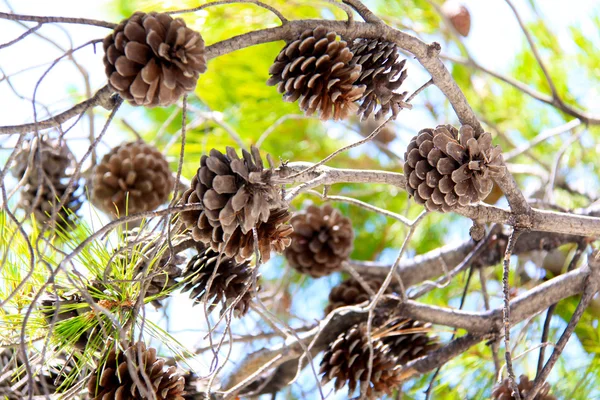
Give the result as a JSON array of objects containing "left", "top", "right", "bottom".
[
  {"left": 267, "top": 26, "right": 366, "bottom": 120},
  {"left": 222, "top": 207, "right": 293, "bottom": 263},
  {"left": 285, "top": 204, "right": 354, "bottom": 278},
  {"left": 180, "top": 146, "right": 291, "bottom": 262},
  {"left": 319, "top": 323, "right": 402, "bottom": 399},
  {"left": 41, "top": 291, "right": 91, "bottom": 350},
  {"left": 87, "top": 342, "right": 185, "bottom": 400},
  {"left": 358, "top": 116, "right": 396, "bottom": 144},
  {"left": 119, "top": 229, "right": 185, "bottom": 307},
  {"left": 91, "top": 141, "right": 173, "bottom": 217},
  {"left": 377, "top": 317, "right": 440, "bottom": 364},
  {"left": 103, "top": 12, "right": 207, "bottom": 107},
  {"left": 12, "top": 138, "right": 83, "bottom": 229},
  {"left": 350, "top": 38, "right": 408, "bottom": 120},
  {"left": 441, "top": 0, "right": 471, "bottom": 37},
  {"left": 181, "top": 246, "right": 257, "bottom": 317},
  {"left": 325, "top": 276, "right": 393, "bottom": 314},
  {"left": 492, "top": 375, "right": 556, "bottom": 400},
  {"left": 19, "top": 179, "right": 83, "bottom": 229},
  {"left": 403, "top": 125, "right": 506, "bottom": 212},
  {"left": 11, "top": 137, "right": 72, "bottom": 182}
]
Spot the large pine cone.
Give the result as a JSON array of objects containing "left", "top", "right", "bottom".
[
  {"left": 12, "top": 138, "right": 82, "bottom": 228},
  {"left": 181, "top": 246, "right": 256, "bottom": 317},
  {"left": 350, "top": 38, "right": 408, "bottom": 120},
  {"left": 377, "top": 316, "right": 440, "bottom": 364},
  {"left": 404, "top": 125, "right": 506, "bottom": 212},
  {"left": 88, "top": 342, "right": 185, "bottom": 400},
  {"left": 267, "top": 26, "right": 366, "bottom": 120},
  {"left": 319, "top": 323, "right": 402, "bottom": 399},
  {"left": 91, "top": 141, "right": 173, "bottom": 217},
  {"left": 103, "top": 12, "right": 207, "bottom": 107},
  {"left": 325, "top": 276, "right": 393, "bottom": 314},
  {"left": 180, "top": 146, "right": 291, "bottom": 262},
  {"left": 492, "top": 375, "right": 556, "bottom": 400},
  {"left": 284, "top": 204, "right": 354, "bottom": 278}
]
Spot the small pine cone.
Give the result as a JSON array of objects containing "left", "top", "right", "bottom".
[
  {"left": 12, "top": 138, "right": 83, "bottom": 228},
  {"left": 441, "top": 0, "right": 471, "bottom": 37},
  {"left": 492, "top": 375, "right": 556, "bottom": 400},
  {"left": 11, "top": 137, "right": 72, "bottom": 182},
  {"left": 319, "top": 323, "right": 402, "bottom": 399},
  {"left": 103, "top": 12, "right": 207, "bottom": 107},
  {"left": 121, "top": 229, "right": 185, "bottom": 307},
  {"left": 88, "top": 342, "right": 185, "bottom": 400},
  {"left": 350, "top": 38, "right": 408, "bottom": 120},
  {"left": 180, "top": 146, "right": 290, "bottom": 262},
  {"left": 267, "top": 26, "right": 366, "bottom": 120},
  {"left": 40, "top": 291, "right": 91, "bottom": 350},
  {"left": 181, "top": 247, "right": 257, "bottom": 317},
  {"left": 359, "top": 116, "right": 396, "bottom": 144},
  {"left": 377, "top": 317, "right": 440, "bottom": 364},
  {"left": 91, "top": 141, "right": 173, "bottom": 217},
  {"left": 19, "top": 179, "right": 84, "bottom": 229},
  {"left": 285, "top": 204, "right": 354, "bottom": 278},
  {"left": 325, "top": 276, "right": 393, "bottom": 314},
  {"left": 403, "top": 125, "right": 506, "bottom": 212}
]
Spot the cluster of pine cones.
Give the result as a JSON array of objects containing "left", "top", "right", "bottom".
[{"left": 5, "top": 8, "right": 516, "bottom": 400}]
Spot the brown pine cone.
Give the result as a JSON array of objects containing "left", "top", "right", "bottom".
[
  {"left": 91, "top": 141, "right": 173, "bottom": 217},
  {"left": 377, "top": 317, "right": 440, "bottom": 364},
  {"left": 40, "top": 291, "right": 92, "bottom": 350},
  {"left": 441, "top": 0, "right": 471, "bottom": 37},
  {"left": 19, "top": 179, "right": 83, "bottom": 229},
  {"left": 350, "top": 38, "right": 408, "bottom": 120},
  {"left": 12, "top": 138, "right": 83, "bottom": 229},
  {"left": 119, "top": 229, "right": 185, "bottom": 307},
  {"left": 285, "top": 204, "right": 354, "bottom": 278},
  {"left": 403, "top": 125, "right": 506, "bottom": 212},
  {"left": 181, "top": 246, "right": 256, "bottom": 317},
  {"left": 325, "top": 276, "right": 393, "bottom": 314},
  {"left": 267, "top": 26, "right": 366, "bottom": 120},
  {"left": 11, "top": 137, "right": 72, "bottom": 182},
  {"left": 319, "top": 323, "right": 402, "bottom": 399},
  {"left": 180, "top": 146, "right": 291, "bottom": 262},
  {"left": 103, "top": 12, "right": 206, "bottom": 107},
  {"left": 358, "top": 116, "right": 396, "bottom": 144},
  {"left": 87, "top": 342, "right": 185, "bottom": 400},
  {"left": 492, "top": 375, "right": 556, "bottom": 400}
]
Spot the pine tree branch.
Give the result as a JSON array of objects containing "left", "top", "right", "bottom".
[{"left": 0, "top": 11, "right": 117, "bottom": 29}]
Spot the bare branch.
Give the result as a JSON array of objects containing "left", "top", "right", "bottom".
[
  {"left": 0, "top": 10, "right": 116, "bottom": 29},
  {"left": 0, "top": 85, "right": 115, "bottom": 134}
]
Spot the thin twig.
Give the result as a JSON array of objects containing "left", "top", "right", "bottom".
[
  {"left": 0, "top": 11, "right": 117, "bottom": 29},
  {"left": 502, "top": 229, "right": 522, "bottom": 400},
  {"left": 168, "top": 0, "right": 288, "bottom": 24},
  {"left": 0, "top": 22, "right": 42, "bottom": 49},
  {"left": 525, "top": 268, "right": 598, "bottom": 399},
  {"left": 504, "top": 0, "right": 559, "bottom": 100}
]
